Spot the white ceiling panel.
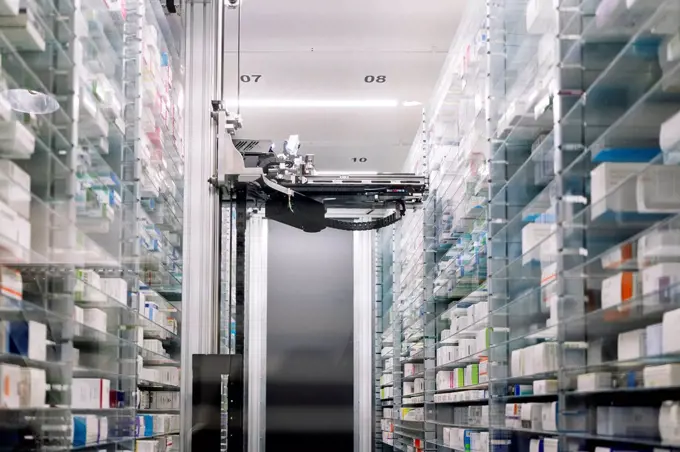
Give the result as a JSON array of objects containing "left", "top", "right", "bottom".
[
  {"left": 222, "top": 52, "right": 445, "bottom": 100},
  {"left": 223, "top": 0, "right": 465, "bottom": 172},
  {"left": 225, "top": 0, "right": 464, "bottom": 52},
  {"left": 235, "top": 106, "right": 420, "bottom": 142}
]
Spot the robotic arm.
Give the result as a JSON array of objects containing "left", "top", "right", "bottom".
[{"left": 213, "top": 105, "right": 424, "bottom": 232}]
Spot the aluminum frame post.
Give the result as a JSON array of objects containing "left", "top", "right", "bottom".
[
  {"left": 181, "top": 0, "right": 224, "bottom": 449},
  {"left": 354, "top": 229, "right": 375, "bottom": 452}
]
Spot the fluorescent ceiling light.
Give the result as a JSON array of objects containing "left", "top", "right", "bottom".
[
  {"left": 315, "top": 171, "right": 378, "bottom": 175},
  {"left": 226, "top": 99, "right": 415, "bottom": 108},
  {"left": 401, "top": 101, "right": 422, "bottom": 107}
]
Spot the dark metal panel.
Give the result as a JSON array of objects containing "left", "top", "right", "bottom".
[
  {"left": 266, "top": 222, "right": 354, "bottom": 452},
  {"left": 191, "top": 354, "right": 243, "bottom": 452}
]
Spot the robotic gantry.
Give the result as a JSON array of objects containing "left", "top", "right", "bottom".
[
  {"left": 192, "top": 105, "right": 427, "bottom": 452},
  {"left": 211, "top": 104, "right": 428, "bottom": 233}
]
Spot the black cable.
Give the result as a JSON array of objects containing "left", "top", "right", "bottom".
[{"left": 324, "top": 201, "right": 406, "bottom": 231}]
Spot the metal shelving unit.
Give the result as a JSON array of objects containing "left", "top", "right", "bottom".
[
  {"left": 0, "top": 0, "right": 184, "bottom": 448},
  {"left": 488, "top": 0, "right": 680, "bottom": 451},
  {"left": 377, "top": 1, "right": 680, "bottom": 451}
]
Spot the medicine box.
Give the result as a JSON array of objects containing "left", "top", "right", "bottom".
[
  {"left": 8, "top": 320, "right": 46, "bottom": 361},
  {"left": 0, "top": 266, "right": 22, "bottom": 302},
  {"left": 0, "top": 121, "right": 35, "bottom": 159},
  {"left": 641, "top": 263, "right": 680, "bottom": 306},
  {"left": 20, "top": 367, "right": 45, "bottom": 408},
  {"left": 643, "top": 363, "right": 680, "bottom": 388},
  {"left": 533, "top": 379, "right": 558, "bottom": 395},
  {"left": 638, "top": 230, "right": 680, "bottom": 267},
  {"left": 636, "top": 165, "right": 680, "bottom": 213},
  {"left": 590, "top": 162, "right": 646, "bottom": 220},
  {"left": 72, "top": 378, "right": 111, "bottom": 409},
  {"left": 526, "top": 0, "right": 557, "bottom": 34},
  {"left": 72, "top": 415, "right": 98, "bottom": 447},
  {"left": 83, "top": 309, "right": 107, "bottom": 333},
  {"left": 601, "top": 272, "right": 639, "bottom": 311},
  {"left": 521, "top": 223, "right": 552, "bottom": 264},
  {"left": 0, "top": 363, "right": 21, "bottom": 408},
  {"left": 0, "top": 159, "right": 30, "bottom": 219},
  {"left": 577, "top": 372, "right": 612, "bottom": 392},
  {"left": 662, "top": 307, "right": 680, "bottom": 354},
  {"left": 601, "top": 242, "right": 635, "bottom": 270},
  {"left": 596, "top": 406, "right": 659, "bottom": 438},
  {"left": 646, "top": 323, "right": 663, "bottom": 356},
  {"left": 618, "top": 329, "right": 646, "bottom": 361}
]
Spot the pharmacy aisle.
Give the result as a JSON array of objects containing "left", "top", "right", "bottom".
[
  {"left": 0, "top": 0, "right": 184, "bottom": 449},
  {"left": 376, "top": 0, "right": 680, "bottom": 451}
]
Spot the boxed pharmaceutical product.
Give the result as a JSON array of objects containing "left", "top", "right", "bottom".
[
  {"left": 641, "top": 263, "right": 680, "bottom": 305},
  {"left": 590, "top": 162, "right": 646, "bottom": 220},
  {"left": 533, "top": 379, "right": 558, "bottom": 395},
  {"left": 618, "top": 329, "right": 646, "bottom": 361},
  {"left": 526, "top": 0, "right": 557, "bottom": 34},
  {"left": 98, "top": 416, "right": 108, "bottom": 442},
  {"left": 400, "top": 407, "right": 423, "bottom": 421},
  {"left": 541, "top": 402, "right": 557, "bottom": 431},
  {"left": 413, "top": 378, "right": 424, "bottom": 394},
  {"left": 8, "top": 320, "right": 46, "bottom": 361},
  {"left": 100, "top": 278, "right": 128, "bottom": 306},
  {"left": 577, "top": 372, "right": 612, "bottom": 392},
  {"left": 83, "top": 308, "right": 107, "bottom": 333},
  {"left": 659, "top": 401, "right": 680, "bottom": 444},
  {"left": 145, "top": 366, "right": 179, "bottom": 387},
  {"left": 75, "top": 269, "right": 105, "bottom": 303},
  {"left": 643, "top": 363, "right": 680, "bottom": 388},
  {"left": 403, "top": 363, "right": 423, "bottom": 377},
  {"left": 601, "top": 242, "right": 636, "bottom": 270},
  {"left": 464, "top": 364, "right": 479, "bottom": 386},
  {"left": 479, "top": 357, "right": 488, "bottom": 383},
  {"left": 521, "top": 403, "right": 543, "bottom": 430},
  {"left": 72, "top": 415, "right": 98, "bottom": 447},
  {"left": 636, "top": 165, "right": 680, "bottom": 213},
  {"left": 662, "top": 307, "right": 680, "bottom": 354},
  {"left": 510, "top": 349, "right": 524, "bottom": 376},
  {"left": 0, "top": 363, "right": 21, "bottom": 408},
  {"left": 0, "top": 121, "right": 35, "bottom": 159},
  {"left": 596, "top": 406, "right": 659, "bottom": 438},
  {"left": 646, "top": 323, "right": 663, "bottom": 356},
  {"left": 521, "top": 223, "right": 553, "bottom": 264},
  {"left": 638, "top": 230, "right": 680, "bottom": 267},
  {"left": 505, "top": 403, "right": 520, "bottom": 428},
  {"left": 0, "top": 159, "right": 30, "bottom": 219},
  {"left": 601, "top": 272, "right": 639, "bottom": 311},
  {"left": 0, "top": 266, "right": 22, "bottom": 302},
  {"left": 72, "top": 378, "right": 111, "bottom": 409},
  {"left": 19, "top": 367, "right": 45, "bottom": 408}
]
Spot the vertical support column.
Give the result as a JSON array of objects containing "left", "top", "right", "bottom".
[
  {"left": 554, "top": 2, "right": 587, "bottom": 443},
  {"left": 354, "top": 229, "right": 375, "bottom": 452},
  {"left": 181, "top": 0, "right": 223, "bottom": 449},
  {"left": 246, "top": 213, "right": 268, "bottom": 452}
]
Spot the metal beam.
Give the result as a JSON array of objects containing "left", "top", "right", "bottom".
[{"left": 181, "top": 0, "right": 223, "bottom": 448}]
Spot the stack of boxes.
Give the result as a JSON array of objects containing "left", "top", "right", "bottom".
[
  {"left": 441, "top": 428, "right": 489, "bottom": 452},
  {"left": 0, "top": 269, "right": 47, "bottom": 409},
  {"left": 0, "top": 161, "right": 31, "bottom": 261}
]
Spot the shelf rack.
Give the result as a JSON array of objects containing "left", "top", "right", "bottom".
[
  {"left": 377, "top": 0, "right": 680, "bottom": 451},
  {"left": 0, "top": 0, "right": 184, "bottom": 448}
]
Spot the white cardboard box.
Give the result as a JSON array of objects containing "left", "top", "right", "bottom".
[
  {"left": 591, "top": 163, "right": 646, "bottom": 220},
  {"left": 0, "top": 363, "right": 21, "bottom": 408},
  {"left": 618, "top": 329, "right": 646, "bottom": 361},
  {"left": 20, "top": 367, "right": 45, "bottom": 408}
]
